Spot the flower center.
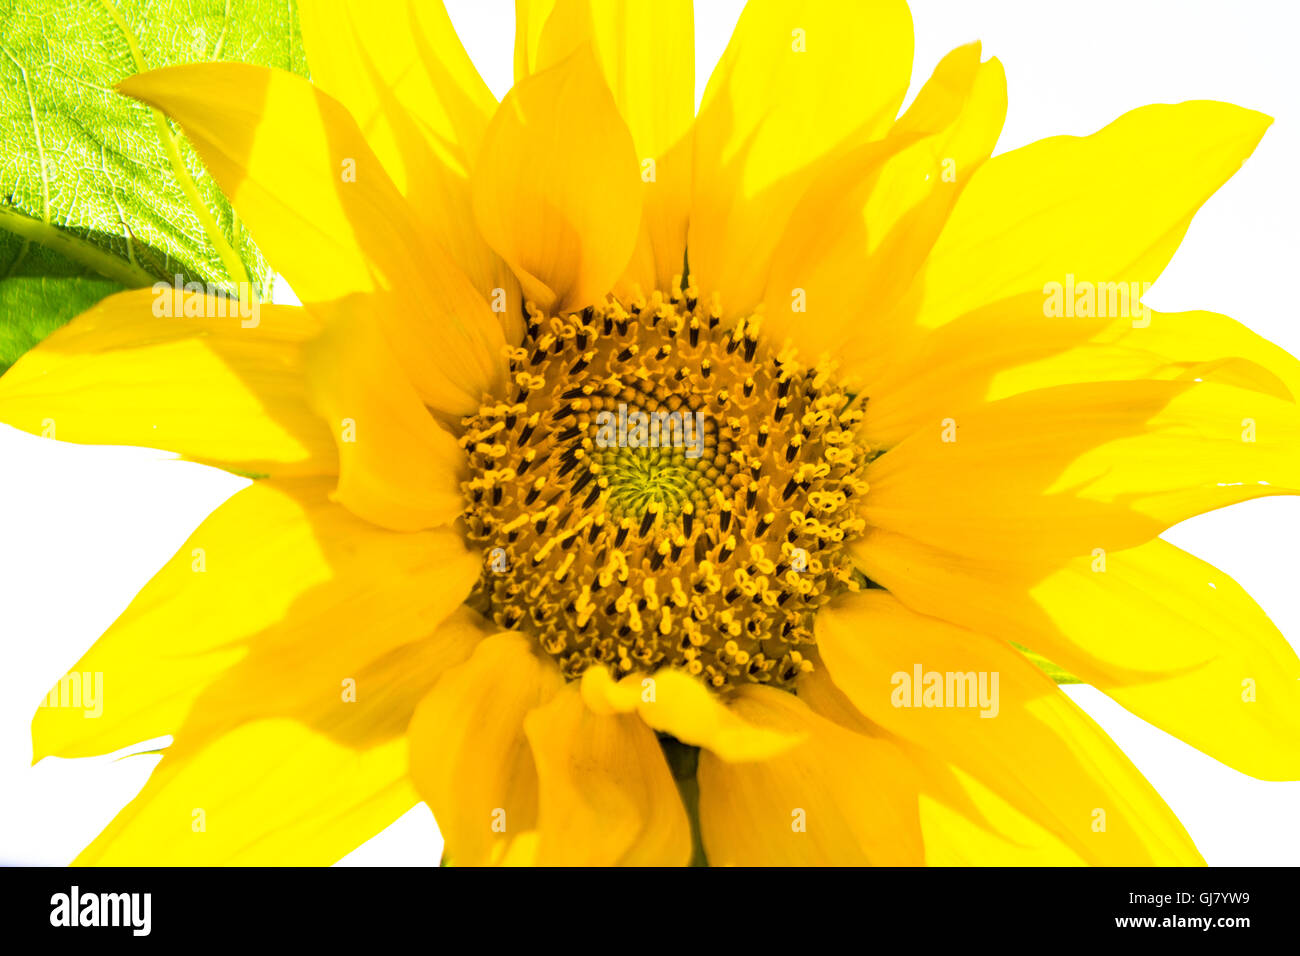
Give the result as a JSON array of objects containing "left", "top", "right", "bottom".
[{"left": 460, "top": 286, "right": 870, "bottom": 692}]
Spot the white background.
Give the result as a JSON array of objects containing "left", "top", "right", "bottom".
[{"left": 1, "top": 0, "right": 1298, "bottom": 865}]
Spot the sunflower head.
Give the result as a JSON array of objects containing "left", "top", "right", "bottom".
[
  {"left": 461, "top": 285, "right": 870, "bottom": 691},
  {"left": 5, "top": 0, "right": 1297, "bottom": 871}
]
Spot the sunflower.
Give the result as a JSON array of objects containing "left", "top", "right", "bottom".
[{"left": 4, "top": 0, "right": 1299, "bottom": 867}]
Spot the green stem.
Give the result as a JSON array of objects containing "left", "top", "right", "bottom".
[{"left": 659, "top": 735, "right": 708, "bottom": 867}]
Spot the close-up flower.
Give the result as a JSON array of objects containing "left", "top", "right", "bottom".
[{"left": 2, "top": 0, "right": 1298, "bottom": 871}]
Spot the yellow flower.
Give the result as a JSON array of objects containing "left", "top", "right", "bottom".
[{"left": 4, "top": 0, "right": 1299, "bottom": 866}]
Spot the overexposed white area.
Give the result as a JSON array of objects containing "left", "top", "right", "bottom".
[{"left": 1, "top": 0, "right": 1298, "bottom": 865}]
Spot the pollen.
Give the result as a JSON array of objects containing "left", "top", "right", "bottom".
[{"left": 460, "top": 283, "right": 871, "bottom": 692}]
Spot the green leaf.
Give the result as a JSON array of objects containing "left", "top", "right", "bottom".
[
  {"left": 0, "top": 228, "right": 123, "bottom": 368},
  {"left": 0, "top": 0, "right": 308, "bottom": 372}
]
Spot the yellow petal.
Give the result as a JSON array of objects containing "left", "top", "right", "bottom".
[
  {"left": 76, "top": 718, "right": 415, "bottom": 865},
  {"left": 305, "top": 297, "right": 465, "bottom": 531},
  {"left": 523, "top": 0, "right": 694, "bottom": 295},
  {"left": 689, "top": 0, "right": 913, "bottom": 314},
  {"left": 882, "top": 100, "right": 1270, "bottom": 341},
  {"left": 697, "top": 684, "right": 923, "bottom": 865},
  {"left": 472, "top": 46, "right": 642, "bottom": 313},
  {"left": 118, "top": 63, "right": 504, "bottom": 416},
  {"left": 763, "top": 43, "right": 1006, "bottom": 367},
  {"left": 34, "top": 479, "right": 479, "bottom": 761},
  {"left": 798, "top": 663, "right": 1091, "bottom": 864},
  {"left": 907, "top": 744, "right": 1090, "bottom": 866},
  {"left": 578, "top": 664, "right": 643, "bottom": 714},
  {"left": 0, "top": 288, "right": 334, "bottom": 475},
  {"left": 513, "top": 0, "right": 557, "bottom": 84},
  {"left": 409, "top": 631, "right": 563, "bottom": 867},
  {"left": 638, "top": 669, "right": 806, "bottom": 761},
  {"left": 299, "top": 0, "right": 493, "bottom": 190},
  {"left": 863, "top": 379, "right": 1300, "bottom": 561},
  {"left": 999, "top": 309, "right": 1300, "bottom": 404},
  {"left": 523, "top": 682, "right": 690, "bottom": 865},
  {"left": 299, "top": 0, "right": 522, "bottom": 338},
  {"left": 817, "top": 590, "right": 1203, "bottom": 864},
  {"left": 579, "top": 665, "right": 804, "bottom": 761},
  {"left": 854, "top": 530, "right": 1300, "bottom": 780},
  {"left": 495, "top": 830, "right": 542, "bottom": 866},
  {"left": 76, "top": 594, "right": 489, "bottom": 866},
  {"left": 864, "top": 308, "right": 1300, "bottom": 447}
]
